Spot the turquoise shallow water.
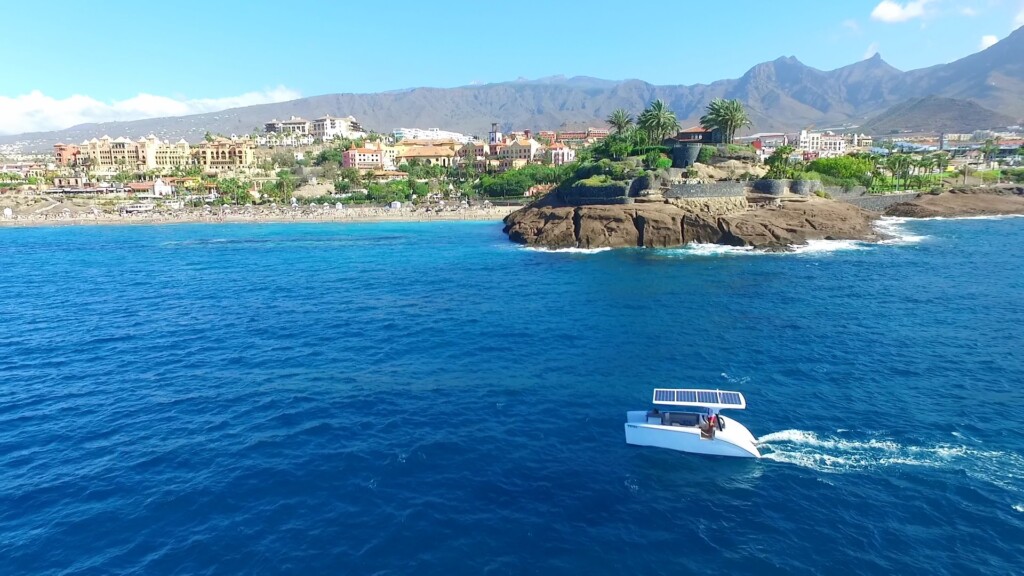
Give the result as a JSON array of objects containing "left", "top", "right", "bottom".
[{"left": 1, "top": 218, "right": 1022, "bottom": 575}]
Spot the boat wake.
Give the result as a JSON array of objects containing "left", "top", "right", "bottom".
[{"left": 757, "top": 429, "right": 1024, "bottom": 491}]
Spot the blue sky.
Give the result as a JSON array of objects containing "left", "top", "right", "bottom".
[{"left": 1, "top": 0, "right": 1023, "bottom": 134}]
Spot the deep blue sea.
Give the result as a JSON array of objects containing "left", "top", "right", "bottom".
[{"left": 1, "top": 217, "right": 1023, "bottom": 575}]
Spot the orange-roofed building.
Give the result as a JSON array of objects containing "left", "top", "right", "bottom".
[
  {"left": 396, "top": 145, "right": 457, "bottom": 167},
  {"left": 343, "top": 147, "right": 387, "bottom": 171},
  {"left": 671, "top": 126, "right": 714, "bottom": 144}
]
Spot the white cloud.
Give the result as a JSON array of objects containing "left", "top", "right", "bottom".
[
  {"left": 961, "top": 7, "right": 977, "bottom": 16},
  {"left": 1015, "top": 7, "right": 1024, "bottom": 28},
  {"left": 863, "top": 42, "right": 881, "bottom": 59},
  {"left": 0, "top": 87, "right": 300, "bottom": 135},
  {"left": 979, "top": 34, "right": 999, "bottom": 49},
  {"left": 870, "top": 0, "right": 931, "bottom": 23},
  {"left": 842, "top": 19, "right": 861, "bottom": 33}
]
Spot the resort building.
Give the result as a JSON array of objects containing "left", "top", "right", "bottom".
[
  {"left": 53, "top": 143, "right": 80, "bottom": 166},
  {"left": 192, "top": 136, "right": 257, "bottom": 171},
  {"left": 546, "top": 142, "right": 576, "bottom": 165},
  {"left": 343, "top": 147, "right": 388, "bottom": 171},
  {"left": 797, "top": 129, "right": 847, "bottom": 157},
  {"left": 843, "top": 133, "right": 873, "bottom": 150},
  {"left": 396, "top": 145, "right": 457, "bottom": 167},
  {"left": 456, "top": 141, "right": 489, "bottom": 162},
  {"left": 310, "top": 115, "right": 366, "bottom": 141},
  {"left": 497, "top": 138, "right": 543, "bottom": 162},
  {"left": 139, "top": 136, "right": 192, "bottom": 169},
  {"left": 393, "top": 139, "right": 461, "bottom": 156},
  {"left": 55, "top": 135, "right": 193, "bottom": 170},
  {"left": 255, "top": 133, "right": 315, "bottom": 147},
  {"left": 264, "top": 116, "right": 311, "bottom": 135},
  {"left": 392, "top": 127, "right": 473, "bottom": 144}
]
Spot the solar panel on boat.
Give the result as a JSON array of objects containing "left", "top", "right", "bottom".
[
  {"left": 655, "top": 389, "right": 675, "bottom": 402},
  {"left": 697, "top": 390, "right": 717, "bottom": 404},
  {"left": 651, "top": 388, "right": 746, "bottom": 409},
  {"left": 676, "top": 390, "right": 697, "bottom": 403},
  {"left": 720, "top": 392, "right": 742, "bottom": 405}
]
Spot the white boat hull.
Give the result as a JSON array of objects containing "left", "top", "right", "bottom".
[{"left": 624, "top": 411, "right": 761, "bottom": 458}]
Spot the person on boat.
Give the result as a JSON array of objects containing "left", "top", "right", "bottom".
[
  {"left": 707, "top": 413, "right": 717, "bottom": 439},
  {"left": 699, "top": 412, "right": 715, "bottom": 439}
]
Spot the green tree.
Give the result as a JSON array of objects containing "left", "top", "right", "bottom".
[
  {"left": 699, "top": 98, "right": 752, "bottom": 144},
  {"left": 314, "top": 147, "right": 345, "bottom": 167},
  {"left": 271, "top": 151, "right": 296, "bottom": 168},
  {"left": 637, "top": 99, "right": 679, "bottom": 143},
  {"left": 337, "top": 167, "right": 360, "bottom": 183},
  {"left": 806, "top": 156, "right": 874, "bottom": 184},
  {"left": 606, "top": 109, "right": 633, "bottom": 135},
  {"left": 765, "top": 145, "right": 794, "bottom": 179},
  {"left": 276, "top": 170, "right": 297, "bottom": 200},
  {"left": 980, "top": 138, "right": 999, "bottom": 164},
  {"left": 217, "top": 177, "right": 251, "bottom": 205},
  {"left": 884, "top": 154, "right": 912, "bottom": 191}
]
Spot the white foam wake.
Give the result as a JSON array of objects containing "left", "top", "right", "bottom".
[{"left": 758, "top": 429, "right": 1024, "bottom": 492}]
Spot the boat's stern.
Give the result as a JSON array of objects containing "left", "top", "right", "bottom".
[{"left": 718, "top": 416, "right": 761, "bottom": 458}]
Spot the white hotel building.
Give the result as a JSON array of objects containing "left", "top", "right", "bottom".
[
  {"left": 392, "top": 127, "right": 473, "bottom": 144},
  {"left": 798, "top": 130, "right": 847, "bottom": 157}
]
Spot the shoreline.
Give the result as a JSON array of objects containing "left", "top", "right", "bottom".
[{"left": 0, "top": 205, "right": 519, "bottom": 229}]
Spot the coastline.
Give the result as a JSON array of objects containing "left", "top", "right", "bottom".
[{"left": 0, "top": 205, "right": 519, "bottom": 229}]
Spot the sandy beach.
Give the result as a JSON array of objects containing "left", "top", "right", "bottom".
[{"left": 0, "top": 197, "right": 519, "bottom": 228}]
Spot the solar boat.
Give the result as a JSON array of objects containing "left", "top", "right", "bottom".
[{"left": 624, "top": 389, "right": 760, "bottom": 458}]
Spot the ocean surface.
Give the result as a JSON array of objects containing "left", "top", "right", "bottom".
[{"left": 1, "top": 217, "right": 1022, "bottom": 575}]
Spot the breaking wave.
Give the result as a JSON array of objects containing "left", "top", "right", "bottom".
[
  {"left": 524, "top": 246, "right": 613, "bottom": 254},
  {"left": 875, "top": 217, "right": 928, "bottom": 245},
  {"left": 675, "top": 239, "right": 867, "bottom": 257}
]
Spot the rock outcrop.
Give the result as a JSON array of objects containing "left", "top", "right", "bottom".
[
  {"left": 884, "top": 186, "right": 1024, "bottom": 218},
  {"left": 504, "top": 197, "right": 880, "bottom": 250}
]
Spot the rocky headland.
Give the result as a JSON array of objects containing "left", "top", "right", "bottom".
[
  {"left": 503, "top": 190, "right": 881, "bottom": 251},
  {"left": 884, "top": 185, "right": 1024, "bottom": 218},
  {"left": 503, "top": 159, "right": 1024, "bottom": 251}
]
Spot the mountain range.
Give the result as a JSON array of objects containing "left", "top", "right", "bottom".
[{"left": 4, "top": 26, "right": 1024, "bottom": 152}]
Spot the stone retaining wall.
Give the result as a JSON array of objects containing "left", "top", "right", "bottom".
[
  {"left": 822, "top": 186, "right": 869, "bottom": 199},
  {"left": 559, "top": 183, "right": 629, "bottom": 206},
  {"left": 836, "top": 193, "right": 920, "bottom": 211},
  {"left": 665, "top": 181, "right": 746, "bottom": 199},
  {"left": 752, "top": 179, "right": 790, "bottom": 195}
]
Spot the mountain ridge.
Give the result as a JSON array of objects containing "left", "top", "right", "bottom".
[{"left": 3, "top": 27, "right": 1023, "bottom": 152}]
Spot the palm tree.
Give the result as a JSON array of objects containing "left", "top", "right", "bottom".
[
  {"left": 606, "top": 109, "right": 633, "bottom": 135},
  {"left": 637, "top": 99, "right": 679, "bottom": 144},
  {"left": 959, "top": 164, "right": 973, "bottom": 184},
  {"left": 980, "top": 138, "right": 999, "bottom": 164},
  {"left": 699, "top": 98, "right": 753, "bottom": 144},
  {"left": 885, "top": 154, "right": 911, "bottom": 191}
]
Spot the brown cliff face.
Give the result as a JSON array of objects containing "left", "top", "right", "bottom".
[
  {"left": 503, "top": 198, "right": 880, "bottom": 250},
  {"left": 884, "top": 186, "right": 1024, "bottom": 219}
]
